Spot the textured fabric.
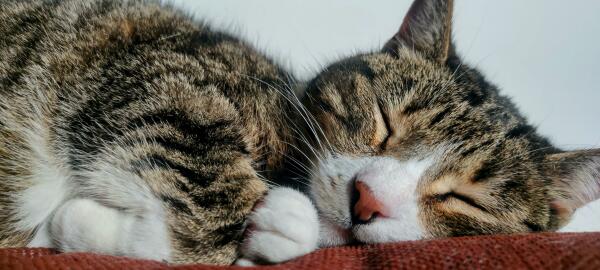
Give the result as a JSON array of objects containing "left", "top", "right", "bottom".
[{"left": 1, "top": 232, "right": 599, "bottom": 270}]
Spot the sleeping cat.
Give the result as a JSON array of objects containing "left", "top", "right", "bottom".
[
  {"left": 236, "top": 0, "right": 600, "bottom": 264},
  {"left": 0, "top": 0, "right": 294, "bottom": 264},
  {"left": 0, "top": 0, "right": 598, "bottom": 266}
]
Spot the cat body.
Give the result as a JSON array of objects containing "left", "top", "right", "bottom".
[
  {"left": 1, "top": 0, "right": 599, "bottom": 266},
  {"left": 0, "top": 0, "right": 296, "bottom": 264}
]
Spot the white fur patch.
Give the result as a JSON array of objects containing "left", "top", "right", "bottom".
[
  {"left": 237, "top": 187, "right": 319, "bottom": 265},
  {"left": 309, "top": 152, "right": 440, "bottom": 245},
  {"left": 14, "top": 120, "right": 71, "bottom": 248},
  {"left": 21, "top": 138, "right": 172, "bottom": 261},
  {"left": 51, "top": 146, "right": 173, "bottom": 261},
  {"left": 50, "top": 199, "right": 170, "bottom": 261}
]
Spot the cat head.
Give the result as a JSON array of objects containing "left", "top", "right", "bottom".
[{"left": 300, "top": 0, "right": 600, "bottom": 246}]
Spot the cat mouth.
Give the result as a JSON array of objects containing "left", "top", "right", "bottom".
[
  {"left": 328, "top": 219, "right": 390, "bottom": 244},
  {"left": 321, "top": 207, "right": 423, "bottom": 244},
  {"left": 325, "top": 214, "right": 394, "bottom": 244}
]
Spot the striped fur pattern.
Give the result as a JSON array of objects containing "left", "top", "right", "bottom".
[
  {"left": 301, "top": 0, "right": 600, "bottom": 242},
  {"left": 1, "top": 0, "right": 599, "bottom": 266},
  {"left": 238, "top": 0, "right": 600, "bottom": 265},
  {"left": 0, "top": 0, "right": 297, "bottom": 265}
]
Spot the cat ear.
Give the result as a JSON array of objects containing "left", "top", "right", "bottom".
[
  {"left": 546, "top": 149, "right": 600, "bottom": 226},
  {"left": 383, "top": 0, "right": 454, "bottom": 63}
]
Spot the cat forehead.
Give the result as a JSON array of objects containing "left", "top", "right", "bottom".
[
  {"left": 366, "top": 49, "right": 444, "bottom": 76},
  {"left": 311, "top": 52, "right": 454, "bottom": 98}
]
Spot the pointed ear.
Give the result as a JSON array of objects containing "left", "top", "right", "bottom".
[
  {"left": 546, "top": 149, "right": 600, "bottom": 226},
  {"left": 383, "top": 0, "right": 454, "bottom": 63}
]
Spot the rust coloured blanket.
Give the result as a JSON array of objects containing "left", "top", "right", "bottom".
[{"left": 1, "top": 232, "right": 599, "bottom": 270}]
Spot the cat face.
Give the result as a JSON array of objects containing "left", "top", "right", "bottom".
[{"left": 300, "top": 0, "right": 600, "bottom": 246}]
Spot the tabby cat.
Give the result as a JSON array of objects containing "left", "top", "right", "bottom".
[
  {"left": 0, "top": 0, "right": 598, "bottom": 266},
  {"left": 0, "top": 0, "right": 292, "bottom": 264}
]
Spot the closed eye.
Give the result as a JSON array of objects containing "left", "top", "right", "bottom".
[
  {"left": 374, "top": 101, "right": 392, "bottom": 150},
  {"left": 433, "top": 192, "right": 489, "bottom": 213}
]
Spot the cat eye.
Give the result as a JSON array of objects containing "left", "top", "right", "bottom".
[
  {"left": 374, "top": 101, "right": 392, "bottom": 150},
  {"left": 432, "top": 192, "right": 488, "bottom": 213}
]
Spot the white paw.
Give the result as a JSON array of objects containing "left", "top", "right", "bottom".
[
  {"left": 49, "top": 199, "right": 170, "bottom": 261},
  {"left": 237, "top": 187, "right": 319, "bottom": 265},
  {"left": 50, "top": 199, "right": 126, "bottom": 254}
]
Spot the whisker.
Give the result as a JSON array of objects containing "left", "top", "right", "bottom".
[{"left": 246, "top": 74, "right": 327, "bottom": 152}]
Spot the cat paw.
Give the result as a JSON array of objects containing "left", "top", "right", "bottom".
[
  {"left": 49, "top": 199, "right": 170, "bottom": 261},
  {"left": 236, "top": 187, "right": 319, "bottom": 265}
]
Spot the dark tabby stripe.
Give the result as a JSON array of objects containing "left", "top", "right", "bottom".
[
  {"left": 460, "top": 139, "right": 494, "bottom": 158},
  {"left": 505, "top": 124, "right": 535, "bottom": 139},
  {"left": 0, "top": 2, "right": 51, "bottom": 89},
  {"left": 210, "top": 221, "right": 245, "bottom": 247},
  {"left": 472, "top": 162, "right": 495, "bottom": 182},
  {"left": 161, "top": 195, "right": 193, "bottom": 216},
  {"left": 429, "top": 106, "right": 452, "bottom": 127},
  {"left": 402, "top": 98, "right": 429, "bottom": 115},
  {"left": 523, "top": 221, "right": 543, "bottom": 232},
  {"left": 465, "top": 89, "right": 487, "bottom": 107},
  {"left": 143, "top": 154, "right": 217, "bottom": 188}
]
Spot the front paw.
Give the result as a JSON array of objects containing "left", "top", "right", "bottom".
[
  {"left": 49, "top": 199, "right": 170, "bottom": 262},
  {"left": 237, "top": 187, "right": 319, "bottom": 265}
]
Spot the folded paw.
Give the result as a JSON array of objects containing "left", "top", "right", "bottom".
[
  {"left": 49, "top": 199, "right": 170, "bottom": 261},
  {"left": 236, "top": 187, "right": 319, "bottom": 265}
]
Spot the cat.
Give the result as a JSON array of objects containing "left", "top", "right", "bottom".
[
  {"left": 235, "top": 0, "right": 600, "bottom": 265},
  {"left": 0, "top": 0, "right": 598, "bottom": 267},
  {"left": 0, "top": 0, "right": 295, "bottom": 265}
]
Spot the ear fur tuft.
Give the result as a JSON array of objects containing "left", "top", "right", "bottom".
[
  {"left": 546, "top": 149, "right": 600, "bottom": 225},
  {"left": 383, "top": 0, "right": 454, "bottom": 64}
]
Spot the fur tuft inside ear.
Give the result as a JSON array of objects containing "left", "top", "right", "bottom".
[
  {"left": 546, "top": 149, "right": 600, "bottom": 225},
  {"left": 383, "top": 0, "right": 454, "bottom": 64}
]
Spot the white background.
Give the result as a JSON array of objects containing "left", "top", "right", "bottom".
[{"left": 169, "top": 0, "right": 600, "bottom": 231}]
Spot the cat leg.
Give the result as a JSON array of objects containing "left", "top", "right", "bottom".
[
  {"left": 54, "top": 86, "right": 267, "bottom": 264},
  {"left": 237, "top": 187, "right": 319, "bottom": 265},
  {"left": 48, "top": 198, "right": 170, "bottom": 261}
]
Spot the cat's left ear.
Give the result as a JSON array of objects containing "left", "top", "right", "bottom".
[
  {"left": 383, "top": 0, "right": 454, "bottom": 64},
  {"left": 546, "top": 149, "right": 600, "bottom": 227}
]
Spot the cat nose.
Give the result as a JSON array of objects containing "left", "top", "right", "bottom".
[{"left": 353, "top": 181, "right": 388, "bottom": 224}]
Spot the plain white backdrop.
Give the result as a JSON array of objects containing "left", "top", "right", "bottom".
[{"left": 168, "top": 0, "right": 600, "bottom": 231}]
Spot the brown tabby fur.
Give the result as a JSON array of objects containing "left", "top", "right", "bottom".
[
  {"left": 302, "top": 0, "right": 599, "bottom": 238},
  {"left": 1, "top": 0, "right": 598, "bottom": 266},
  {"left": 0, "top": 0, "right": 296, "bottom": 264}
]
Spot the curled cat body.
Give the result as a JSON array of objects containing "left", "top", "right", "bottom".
[
  {"left": 1, "top": 0, "right": 599, "bottom": 266},
  {"left": 0, "top": 0, "right": 295, "bottom": 264}
]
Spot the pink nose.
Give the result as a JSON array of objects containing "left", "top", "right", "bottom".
[{"left": 353, "top": 181, "right": 388, "bottom": 223}]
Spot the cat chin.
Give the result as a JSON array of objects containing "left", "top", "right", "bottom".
[
  {"left": 318, "top": 214, "right": 423, "bottom": 246},
  {"left": 351, "top": 217, "right": 423, "bottom": 244}
]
